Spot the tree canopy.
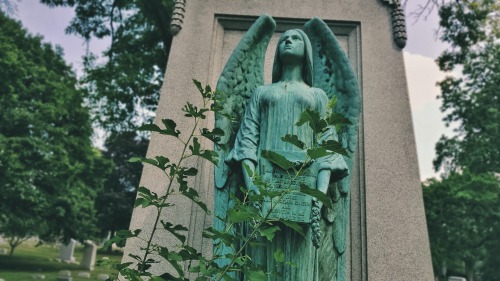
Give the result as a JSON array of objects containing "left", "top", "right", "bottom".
[
  {"left": 433, "top": 0, "right": 500, "bottom": 174},
  {"left": 0, "top": 11, "right": 111, "bottom": 254},
  {"left": 40, "top": 0, "right": 174, "bottom": 133}
]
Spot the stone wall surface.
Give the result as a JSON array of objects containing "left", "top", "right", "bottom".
[{"left": 123, "top": 1, "right": 434, "bottom": 280}]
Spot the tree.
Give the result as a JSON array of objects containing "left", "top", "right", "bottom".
[
  {"left": 423, "top": 172, "right": 500, "bottom": 281},
  {"left": 39, "top": 1, "right": 176, "bottom": 234},
  {"left": 0, "top": 11, "right": 111, "bottom": 255},
  {"left": 41, "top": 0, "right": 174, "bottom": 133},
  {"left": 423, "top": 1, "right": 500, "bottom": 280},
  {"left": 95, "top": 130, "right": 148, "bottom": 247},
  {"left": 433, "top": 0, "right": 500, "bottom": 174}
]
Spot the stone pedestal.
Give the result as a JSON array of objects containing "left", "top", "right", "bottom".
[{"left": 124, "top": 0, "right": 434, "bottom": 280}]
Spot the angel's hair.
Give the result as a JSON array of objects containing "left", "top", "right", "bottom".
[{"left": 272, "top": 29, "right": 314, "bottom": 87}]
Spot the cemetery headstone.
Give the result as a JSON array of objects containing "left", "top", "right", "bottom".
[
  {"left": 77, "top": 272, "right": 91, "bottom": 279},
  {"left": 97, "top": 274, "right": 109, "bottom": 281},
  {"left": 80, "top": 240, "right": 97, "bottom": 271},
  {"left": 59, "top": 239, "right": 77, "bottom": 263},
  {"left": 30, "top": 273, "right": 45, "bottom": 279},
  {"left": 57, "top": 270, "right": 72, "bottom": 281}
]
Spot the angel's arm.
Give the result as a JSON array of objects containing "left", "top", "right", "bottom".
[
  {"left": 227, "top": 90, "right": 261, "bottom": 191},
  {"left": 315, "top": 90, "right": 348, "bottom": 193}
]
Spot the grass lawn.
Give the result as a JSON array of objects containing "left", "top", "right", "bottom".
[{"left": 0, "top": 241, "right": 122, "bottom": 281}]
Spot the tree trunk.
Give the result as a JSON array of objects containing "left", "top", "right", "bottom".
[{"left": 465, "top": 259, "right": 474, "bottom": 281}]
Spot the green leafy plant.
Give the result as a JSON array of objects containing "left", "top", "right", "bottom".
[{"left": 102, "top": 80, "right": 349, "bottom": 280}]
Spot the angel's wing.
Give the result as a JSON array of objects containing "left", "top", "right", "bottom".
[
  {"left": 212, "top": 14, "right": 276, "bottom": 271},
  {"left": 304, "top": 18, "right": 361, "bottom": 281},
  {"left": 214, "top": 14, "right": 276, "bottom": 188}
]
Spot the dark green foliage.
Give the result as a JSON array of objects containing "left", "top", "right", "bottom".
[
  {"left": 423, "top": 172, "right": 500, "bottom": 280},
  {"left": 95, "top": 131, "right": 148, "bottom": 241},
  {"left": 0, "top": 11, "right": 111, "bottom": 252}
]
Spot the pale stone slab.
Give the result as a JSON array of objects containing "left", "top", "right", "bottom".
[
  {"left": 97, "top": 274, "right": 109, "bottom": 281},
  {"left": 77, "top": 272, "right": 91, "bottom": 279},
  {"left": 80, "top": 240, "right": 97, "bottom": 271},
  {"left": 57, "top": 270, "right": 72, "bottom": 281},
  {"left": 59, "top": 239, "right": 77, "bottom": 262}
]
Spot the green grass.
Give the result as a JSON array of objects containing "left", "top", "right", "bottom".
[{"left": 0, "top": 241, "right": 122, "bottom": 281}]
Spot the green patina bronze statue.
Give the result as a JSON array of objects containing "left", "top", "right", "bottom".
[{"left": 213, "top": 15, "right": 360, "bottom": 281}]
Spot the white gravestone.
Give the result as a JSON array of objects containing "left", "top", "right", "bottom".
[
  {"left": 57, "top": 270, "right": 72, "bottom": 281},
  {"left": 80, "top": 240, "right": 97, "bottom": 271},
  {"left": 59, "top": 239, "right": 77, "bottom": 262}
]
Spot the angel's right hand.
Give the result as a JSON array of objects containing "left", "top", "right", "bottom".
[
  {"left": 242, "top": 159, "right": 257, "bottom": 193},
  {"left": 249, "top": 184, "right": 260, "bottom": 196}
]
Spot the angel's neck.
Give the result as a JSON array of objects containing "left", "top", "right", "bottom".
[{"left": 280, "top": 64, "right": 303, "bottom": 83}]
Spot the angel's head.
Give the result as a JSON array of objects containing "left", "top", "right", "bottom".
[{"left": 272, "top": 29, "right": 313, "bottom": 87}]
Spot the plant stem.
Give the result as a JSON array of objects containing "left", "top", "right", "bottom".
[{"left": 139, "top": 98, "right": 207, "bottom": 271}]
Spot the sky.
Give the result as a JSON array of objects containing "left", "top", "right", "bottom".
[{"left": 8, "top": 0, "right": 453, "bottom": 181}]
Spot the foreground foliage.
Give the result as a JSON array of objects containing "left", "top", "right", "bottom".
[
  {"left": 101, "top": 80, "right": 348, "bottom": 280},
  {"left": 0, "top": 11, "right": 111, "bottom": 254}
]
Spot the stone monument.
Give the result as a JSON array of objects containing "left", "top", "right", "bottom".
[{"left": 124, "top": 0, "right": 434, "bottom": 280}]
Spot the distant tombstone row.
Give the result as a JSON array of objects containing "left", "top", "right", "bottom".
[
  {"left": 58, "top": 270, "right": 109, "bottom": 281},
  {"left": 58, "top": 239, "right": 97, "bottom": 270}
]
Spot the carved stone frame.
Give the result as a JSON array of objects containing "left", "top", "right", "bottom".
[{"left": 208, "top": 15, "right": 367, "bottom": 281}]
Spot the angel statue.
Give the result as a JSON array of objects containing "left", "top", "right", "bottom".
[{"left": 213, "top": 14, "right": 360, "bottom": 281}]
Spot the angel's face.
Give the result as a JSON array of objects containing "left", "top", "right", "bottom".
[{"left": 278, "top": 30, "right": 305, "bottom": 63}]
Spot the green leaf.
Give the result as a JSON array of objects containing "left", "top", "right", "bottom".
[
  {"left": 242, "top": 162, "right": 254, "bottom": 177},
  {"left": 327, "top": 112, "right": 352, "bottom": 126},
  {"left": 193, "top": 79, "right": 204, "bottom": 95},
  {"left": 259, "top": 226, "right": 280, "bottom": 241},
  {"left": 155, "top": 156, "right": 170, "bottom": 169},
  {"left": 113, "top": 262, "right": 134, "bottom": 271},
  {"left": 202, "top": 227, "right": 236, "bottom": 246},
  {"left": 137, "top": 123, "right": 163, "bottom": 133},
  {"left": 280, "top": 220, "right": 305, "bottom": 238},
  {"left": 307, "top": 147, "right": 331, "bottom": 159},
  {"left": 128, "top": 156, "right": 159, "bottom": 167},
  {"left": 161, "top": 221, "right": 188, "bottom": 243},
  {"left": 161, "top": 119, "right": 181, "bottom": 137},
  {"left": 261, "top": 150, "right": 294, "bottom": 170},
  {"left": 228, "top": 205, "right": 260, "bottom": 223},
  {"left": 273, "top": 248, "right": 285, "bottom": 263},
  {"left": 299, "top": 184, "right": 333, "bottom": 209},
  {"left": 244, "top": 268, "right": 267, "bottom": 280},
  {"left": 180, "top": 187, "right": 209, "bottom": 213},
  {"left": 138, "top": 120, "right": 181, "bottom": 137},
  {"left": 295, "top": 109, "right": 327, "bottom": 133},
  {"left": 321, "top": 140, "right": 349, "bottom": 156},
  {"left": 201, "top": 127, "right": 225, "bottom": 143},
  {"left": 189, "top": 137, "right": 218, "bottom": 165},
  {"left": 281, "top": 134, "right": 305, "bottom": 149}
]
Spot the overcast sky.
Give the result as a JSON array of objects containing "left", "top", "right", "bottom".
[{"left": 9, "top": 0, "right": 453, "bottom": 181}]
